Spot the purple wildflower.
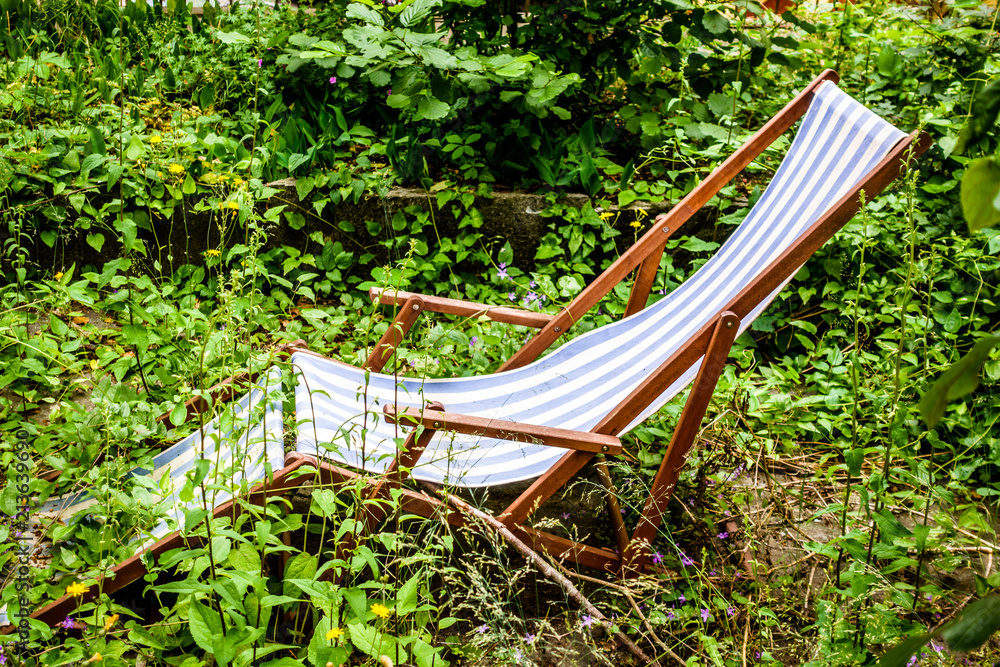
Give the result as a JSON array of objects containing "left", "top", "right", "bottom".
[
  {"left": 907, "top": 656, "right": 917, "bottom": 667},
  {"left": 666, "top": 610, "right": 676, "bottom": 620},
  {"left": 508, "top": 292, "right": 516, "bottom": 302},
  {"left": 529, "top": 280, "right": 536, "bottom": 288},
  {"left": 475, "top": 624, "right": 488, "bottom": 634},
  {"left": 678, "top": 594, "right": 686, "bottom": 604},
  {"left": 257, "top": 59, "right": 262, "bottom": 67},
  {"left": 718, "top": 531, "right": 729, "bottom": 539},
  {"left": 60, "top": 616, "right": 75, "bottom": 629},
  {"left": 561, "top": 512, "right": 571, "bottom": 520},
  {"left": 681, "top": 553, "right": 694, "bottom": 567},
  {"left": 652, "top": 552, "right": 663, "bottom": 565},
  {"left": 525, "top": 633, "right": 536, "bottom": 643},
  {"left": 700, "top": 608, "right": 710, "bottom": 622},
  {"left": 469, "top": 336, "right": 478, "bottom": 347},
  {"left": 514, "top": 648, "right": 523, "bottom": 661},
  {"left": 581, "top": 614, "right": 595, "bottom": 628},
  {"left": 329, "top": 76, "right": 337, "bottom": 84},
  {"left": 496, "top": 262, "right": 508, "bottom": 280},
  {"left": 727, "top": 606, "right": 736, "bottom": 617}
]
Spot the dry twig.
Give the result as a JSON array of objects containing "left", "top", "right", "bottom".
[{"left": 434, "top": 490, "right": 662, "bottom": 667}]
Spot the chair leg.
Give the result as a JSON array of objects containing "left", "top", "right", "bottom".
[
  {"left": 623, "top": 311, "right": 741, "bottom": 575},
  {"left": 365, "top": 295, "right": 425, "bottom": 372}
]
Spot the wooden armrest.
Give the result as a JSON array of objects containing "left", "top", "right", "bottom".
[
  {"left": 383, "top": 405, "right": 622, "bottom": 456},
  {"left": 370, "top": 287, "right": 553, "bottom": 329}
]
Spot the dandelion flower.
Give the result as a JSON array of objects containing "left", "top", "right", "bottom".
[
  {"left": 167, "top": 163, "right": 184, "bottom": 175},
  {"left": 149, "top": 135, "right": 162, "bottom": 145},
  {"left": 66, "top": 582, "right": 89, "bottom": 597},
  {"left": 371, "top": 603, "right": 392, "bottom": 619},
  {"left": 54, "top": 272, "right": 64, "bottom": 280},
  {"left": 326, "top": 627, "right": 344, "bottom": 641},
  {"left": 599, "top": 211, "right": 614, "bottom": 220},
  {"left": 206, "top": 249, "right": 221, "bottom": 257},
  {"left": 630, "top": 219, "right": 642, "bottom": 230},
  {"left": 226, "top": 201, "right": 240, "bottom": 210}
]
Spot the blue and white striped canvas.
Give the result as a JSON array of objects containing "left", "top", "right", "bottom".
[
  {"left": 36, "top": 367, "right": 285, "bottom": 544},
  {"left": 293, "top": 81, "right": 908, "bottom": 488}
]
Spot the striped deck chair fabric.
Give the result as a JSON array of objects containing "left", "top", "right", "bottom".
[
  {"left": 33, "top": 367, "right": 285, "bottom": 544},
  {"left": 293, "top": 81, "right": 909, "bottom": 488}
]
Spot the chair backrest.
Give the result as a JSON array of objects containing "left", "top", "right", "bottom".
[{"left": 293, "top": 81, "right": 908, "bottom": 488}]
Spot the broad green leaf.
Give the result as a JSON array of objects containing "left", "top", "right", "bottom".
[
  {"left": 215, "top": 29, "right": 251, "bottom": 44},
  {"left": 199, "top": 83, "right": 215, "bottom": 110},
  {"left": 954, "top": 79, "right": 1000, "bottom": 155},
  {"left": 942, "top": 596, "right": 1000, "bottom": 651},
  {"left": 49, "top": 315, "right": 68, "bottom": 337},
  {"left": 347, "top": 622, "right": 401, "bottom": 659},
  {"left": 126, "top": 136, "right": 145, "bottom": 161},
  {"left": 86, "top": 124, "right": 107, "bottom": 156},
  {"left": 877, "top": 633, "right": 933, "bottom": 667},
  {"left": 283, "top": 553, "right": 318, "bottom": 598},
  {"left": 86, "top": 233, "right": 105, "bottom": 253},
  {"left": 188, "top": 599, "right": 223, "bottom": 654},
  {"left": 169, "top": 402, "right": 187, "bottom": 427},
  {"left": 386, "top": 93, "right": 411, "bottom": 108},
  {"left": 702, "top": 11, "right": 730, "bottom": 35},
  {"left": 920, "top": 335, "right": 1000, "bottom": 428},
  {"left": 399, "top": 0, "right": 439, "bottom": 27},
  {"left": 877, "top": 43, "right": 902, "bottom": 77},
  {"left": 416, "top": 95, "right": 449, "bottom": 120},
  {"left": 396, "top": 574, "right": 421, "bottom": 616},
  {"left": 961, "top": 157, "right": 1000, "bottom": 231},
  {"left": 346, "top": 3, "right": 384, "bottom": 25}
]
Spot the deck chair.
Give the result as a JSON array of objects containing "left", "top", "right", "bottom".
[
  {"left": 5, "top": 367, "right": 294, "bottom": 630},
  {"left": 286, "top": 69, "right": 931, "bottom": 576}
]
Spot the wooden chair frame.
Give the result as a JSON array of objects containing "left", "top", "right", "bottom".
[
  {"left": 349, "top": 69, "right": 930, "bottom": 574},
  {"left": 12, "top": 70, "right": 930, "bottom": 631}
]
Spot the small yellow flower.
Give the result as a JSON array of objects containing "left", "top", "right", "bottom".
[
  {"left": 66, "top": 582, "right": 89, "bottom": 597},
  {"left": 634, "top": 208, "right": 648, "bottom": 218},
  {"left": 226, "top": 201, "right": 240, "bottom": 210},
  {"left": 233, "top": 177, "right": 244, "bottom": 186},
  {"left": 218, "top": 174, "right": 229, "bottom": 181},
  {"left": 167, "top": 163, "right": 184, "bottom": 175},
  {"left": 599, "top": 211, "right": 614, "bottom": 220},
  {"left": 630, "top": 219, "right": 642, "bottom": 230},
  {"left": 54, "top": 271, "right": 64, "bottom": 280},
  {"left": 149, "top": 135, "right": 162, "bottom": 145},
  {"left": 326, "top": 627, "right": 344, "bottom": 641},
  {"left": 206, "top": 249, "right": 221, "bottom": 257},
  {"left": 371, "top": 603, "right": 392, "bottom": 619},
  {"left": 104, "top": 614, "right": 119, "bottom": 631},
  {"left": 86, "top": 653, "right": 103, "bottom": 664}
]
